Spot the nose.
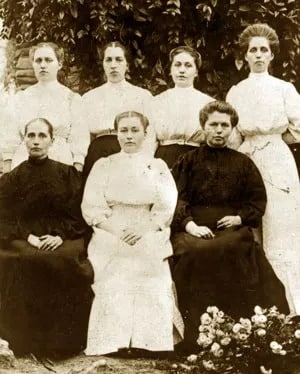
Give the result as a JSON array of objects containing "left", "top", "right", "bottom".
[
  {"left": 111, "top": 59, "right": 117, "bottom": 68},
  {"left": 216, "top": 124, "right": 223, "bottom": 133},
  {"left": 126, "top": 131, "right": 133, "bottom": 139},
  {"left": 255, "top": 49, "right": 262, "bottom": 58},
  {"left": 179, "top": 65, "right": 186, "bottom": 73}
]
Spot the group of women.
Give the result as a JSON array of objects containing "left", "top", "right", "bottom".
[{"left": 0, "top": 22, "right": 299, "bottom": 357}]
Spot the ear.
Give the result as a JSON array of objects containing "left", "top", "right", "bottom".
[
  {"left": 270, "top": 52, "right": 274, "bottom": 62},
  {"left": 58, "top": 62, "right": 63, "bottom": 70}
]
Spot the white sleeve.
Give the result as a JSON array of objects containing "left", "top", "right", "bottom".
[
  {"left": 141, "top": 90, "right": 158, "bottom": 155},
  {"left": 69, "top": 92, "right": 90, "bottom": 165},
  {"left": 81, "top": 158, "right": 112, "bottom": 226},
  {"left": 283, "top": 82, "right": 300, "bottom": 143},
  {"left": 150, "top": 159, "right": 178, "bottom": 229},
  {"left": 1, "top": 92, "right": 23, "bottom": 161},
  {"left": 226, "top": 86, "right": 243, "bottom": 149}
]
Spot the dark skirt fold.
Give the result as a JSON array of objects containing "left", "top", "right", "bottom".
[
  {"left": 172, "top": 227, "right": 289, "bottom": 349},
  {"left": 82, "top": 135, "right": 120, "bottom": 180},
  {"left": 0, "top": 238, "right": 94, "bottom": 355}
]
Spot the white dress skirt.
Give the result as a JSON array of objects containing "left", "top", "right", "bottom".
[
  {"left": 81, "top": 151, "right": 182, "bottom": 355},
  {"left": 227, "top": 72, "right": 300, "bottom": 313}
]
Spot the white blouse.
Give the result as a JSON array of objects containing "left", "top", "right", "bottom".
[
  {"left": 81, "top": 151, "right": 177, "bottom": 232},
  {"left": 152, "top": 86, "right": 213, "bottom": 144},
  {"left": 226, "top": 72, "right": 300, "bottom": 146},
  {"left": 83, "top": 80, "right": 155, "bottom": 152},
  {"left": 3, "top": 82, "right": 88, "bottom": 164}
]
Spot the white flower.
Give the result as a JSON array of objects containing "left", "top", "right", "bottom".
[
  {"left": 213, "top": 348, "right": 224, "bottom": 358},
  {"left": 256, "top": 328, "right": 266, "bottom": 337},
  {"left": 211, "top": 342, "right": 221, "bottom": 352},
  {"left": 201, "top": 313, "right": 212, "bottom": 325},
  {"left": 216, "top": 329, "right": 225, "bottom": 337},
  {"left": 207, "top": 306, "right": 219, "bottom": 315},
  {"left": 254, "top": 305, "right": 264, "bottom": 315},
  {"left": 197, "top": 334, "right": 213, "bottom": 348},
  {"left": 279, "top": 350, "right": 287, "bottom": 356},
  {"left": 240, "top": 318, "right": 251, "bottom": 328},
  {"left": 270, "top": 341, "right": 281, "bottom": 350},
  {"left": 217, "top": 311, "right": 224, "bottom": 318},
  {"left": 238, "top": 333, "right": 249, "bottom": 341},
  {"left": 220, "top": 337, "right": 231, "bottom": 346},
  {"left": 203, "top": 360, "right": 215, "bottom": 371},
  {"left": 187, "top": 354, "right": 197, "bottom": 363},
  {"left": 216, "top": 316, "right": 225, "bottom": 324},
  {"left": 232, "top": 323, "right": 242, "bottom": 333},
  {"left": 295, "top": 329, "right": 300, "bottom": 339},
  {"left": 260, "top": 366, "right": 272, "bottom": 374}
]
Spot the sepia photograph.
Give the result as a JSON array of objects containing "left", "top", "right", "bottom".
[{"left": 0, "top": 1, "right": 299, "bottom": 373}]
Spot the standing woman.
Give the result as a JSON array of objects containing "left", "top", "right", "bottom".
[
  {"left": 3, "top": 42, "right": 88, "bottom": 173},
  {"left": 226, "top": 23, "right": 300, "bottom": 313},
  {"left": 82, "top": 41, "right": 154, "bottom": 179},
  {"left": 153, "top": 46, "right": 213, "bottom": 168}
]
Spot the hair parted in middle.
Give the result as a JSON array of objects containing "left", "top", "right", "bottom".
[
  {"left": 199, "top": 101, "right": 239, "bottom": 128},
  {"left": 29, "top": 42, "right": 64, "bottom": 64},
  {"left": 114, "top": 111, "right": 149, "bottom": 131},
  {"left": 24, "top": 117, "right": 54, "bottom": 139},
  {"left": 169, "top": 45, "right": 202, "bottom": 70}
]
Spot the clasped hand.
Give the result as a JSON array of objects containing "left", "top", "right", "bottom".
[
  {"left": 120, "top": 229, "right": 142, "bottom": 246},
  {"left": 186, "top": 215, "right": 242, "bottom": 239},
  {"left": 28, "top": 234, "right": 63, "bottom": 251}
]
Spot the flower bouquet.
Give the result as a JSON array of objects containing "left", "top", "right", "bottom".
[{"left": 173, "top": 306, "right": 300, "bottom": 373}]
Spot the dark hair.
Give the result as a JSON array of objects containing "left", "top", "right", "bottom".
[
  {"left": 114, "top": 111, "right": 149, "bottom": 131},
  {"left": 29, "top": 42, "right": 64, "bottom": 64},
  {"left": 97, "top": 41, "right": 131, "bottom": 63},
  {"left": 199, "top": 101, "right": 239, "bottom": 128},
  {"left": 239, "top": 23, "right": 279, "bottom": 56},
  {"left": 169, "top": 45, "right": 202, "bottom": 70},
  {"left": 24, "top": 118, "right": 54, "bottom": 139}
]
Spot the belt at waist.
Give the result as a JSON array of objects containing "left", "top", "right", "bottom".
[
  {"left": 159, "top": 139, "right": 200, "bottom": 147},
  {"left": 94, "top": 129, "right": 117, "bottom": 138}
]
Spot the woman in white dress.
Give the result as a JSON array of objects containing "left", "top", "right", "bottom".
[
  {"left": 226, "top": 23, "right": 300, "bottom": 314},
  {"left": 153, "top": 46, "right": 213, "bottom": 168},
  {"left": 81, "top": 111, "right": 179, "bottom": 355},
  {"left": 3, "top": 42, "right": 88, "bottom": 173},
  {"left": 82, "top": 41, "right": 154, "bottom": 179}
]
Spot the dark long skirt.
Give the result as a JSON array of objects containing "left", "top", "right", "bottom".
[
  {"left": 288, "top": 143, "right": 300, "bottom": 177},
  {"left": 0, "top": 238, "right": 94, "bottom": 356},
  {"left": 155, "top": 144, "right": 197, "bottom": 169},
  {"left": 171, "top": 206, "right": 289, "bottom": 351},
  {"left": 83, "top": 135, "right": 120, "bottom": 181}
]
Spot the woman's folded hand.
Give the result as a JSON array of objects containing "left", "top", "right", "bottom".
[{"left": 120, "top": 229, "right": 142, "bottom": 246}]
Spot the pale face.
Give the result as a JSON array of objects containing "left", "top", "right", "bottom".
[
  {"left": 171, "top": 52, "right": 198, "bottom": 88},
  {"left": 117, "top": 116, "right": 146, "bottom": 153},
  {"left": 203, "top": 111, "right": 233, "bottom": 148},
  {"left": 25, "top": 121, "right": 53, "bottom": 159},
  {"left": 32, "top": 46, "right": 61, "bottom": 82},
  {"left": 103, "top": 46, "right": 128, "bottom": 83},
  {"left": 245, "top": 36, "right": 274, "bottom": 73}
]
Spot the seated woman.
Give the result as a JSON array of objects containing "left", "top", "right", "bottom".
[
  {"left": 0, "top": 118, "right": 93, "bottom": 356},
  {"left": 82, "top": 111, "right": 180, "bottom": 356},
  {"left": 171, "top": 101, "right": 289, "bottom": 351}
]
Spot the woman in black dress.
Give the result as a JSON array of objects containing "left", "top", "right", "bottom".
[{"left": 0, "top": 118, "right": 93, "bottom": 356}]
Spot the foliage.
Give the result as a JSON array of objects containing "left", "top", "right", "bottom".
[
  {"left": 0, "top": 0, "right": 300, "bottom": 96},
  {"left": 161, "top": 305, "right": 300, "bottom": 374}
]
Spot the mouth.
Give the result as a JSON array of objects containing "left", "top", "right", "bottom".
[
  {"left": 125, "top": 142, "right": 135, "bottom": 145},
  {"left": 213, "top": 137, "right": 223, "bottom": 141},
  {"left": 31, "top": 147, "right": 41, "bottom": 151},
  {"left": 177, "top": 75, "right": 186, "bottom": 79}
]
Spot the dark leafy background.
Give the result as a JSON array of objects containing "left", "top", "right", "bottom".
[{"left": 1, "top": 0, "right": 300, "bottom": 97}]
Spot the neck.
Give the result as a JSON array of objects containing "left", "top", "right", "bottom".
[{"left": 36, "top": 80, "right": 59, "bottom": 88}]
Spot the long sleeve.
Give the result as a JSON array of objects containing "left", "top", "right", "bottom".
[
  {"left": 68, "top": 92, "right": 90, "bottom": 165},
  {"left": 0, "top": 172, "right": 18, "bottom": 241},
  {"left": 1, "top": 92, "right": 22, "bottom": 161},
  {"left": 150, "top": 159, "right": 177, "bottom": 229},
  {"left": 283, "top": 82, "right": 300, "bottom": 143},
  {"left": 226, "top": 87, "right": 243, "bottom": 150},
  {"left": 237, "top": 157, "right": 267, "bottom": 227},
  {"left": 81, "top": 158, "right": 112, "bottom": 226},
  {"left": 171, "top": 153, "right": 194, "bottom": 231}
]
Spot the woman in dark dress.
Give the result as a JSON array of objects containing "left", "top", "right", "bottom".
[{"left": 0, "top": 118, "right": 93, "bottom": 356}]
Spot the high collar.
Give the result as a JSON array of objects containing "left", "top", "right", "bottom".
[
  {"left": 106, "top": 79, "right": 129, "bottom": 90},
  {"left": 35, "top": 80, "right": 61, "bottom": 90},
  {"left": 28, "top": 156, "right": 49, "bottom": 165},
  {"left": 173, "top": 85, "right": 195, "bottom": 92},
  {"left": 204, "top": 143, "right": 228, "bottom": 152},
  {"left": 119, "top": 150, "right": 145, "bottom": 159},
  {"left": 249, "top": 71, "right": 270, "bottom": 80}
]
